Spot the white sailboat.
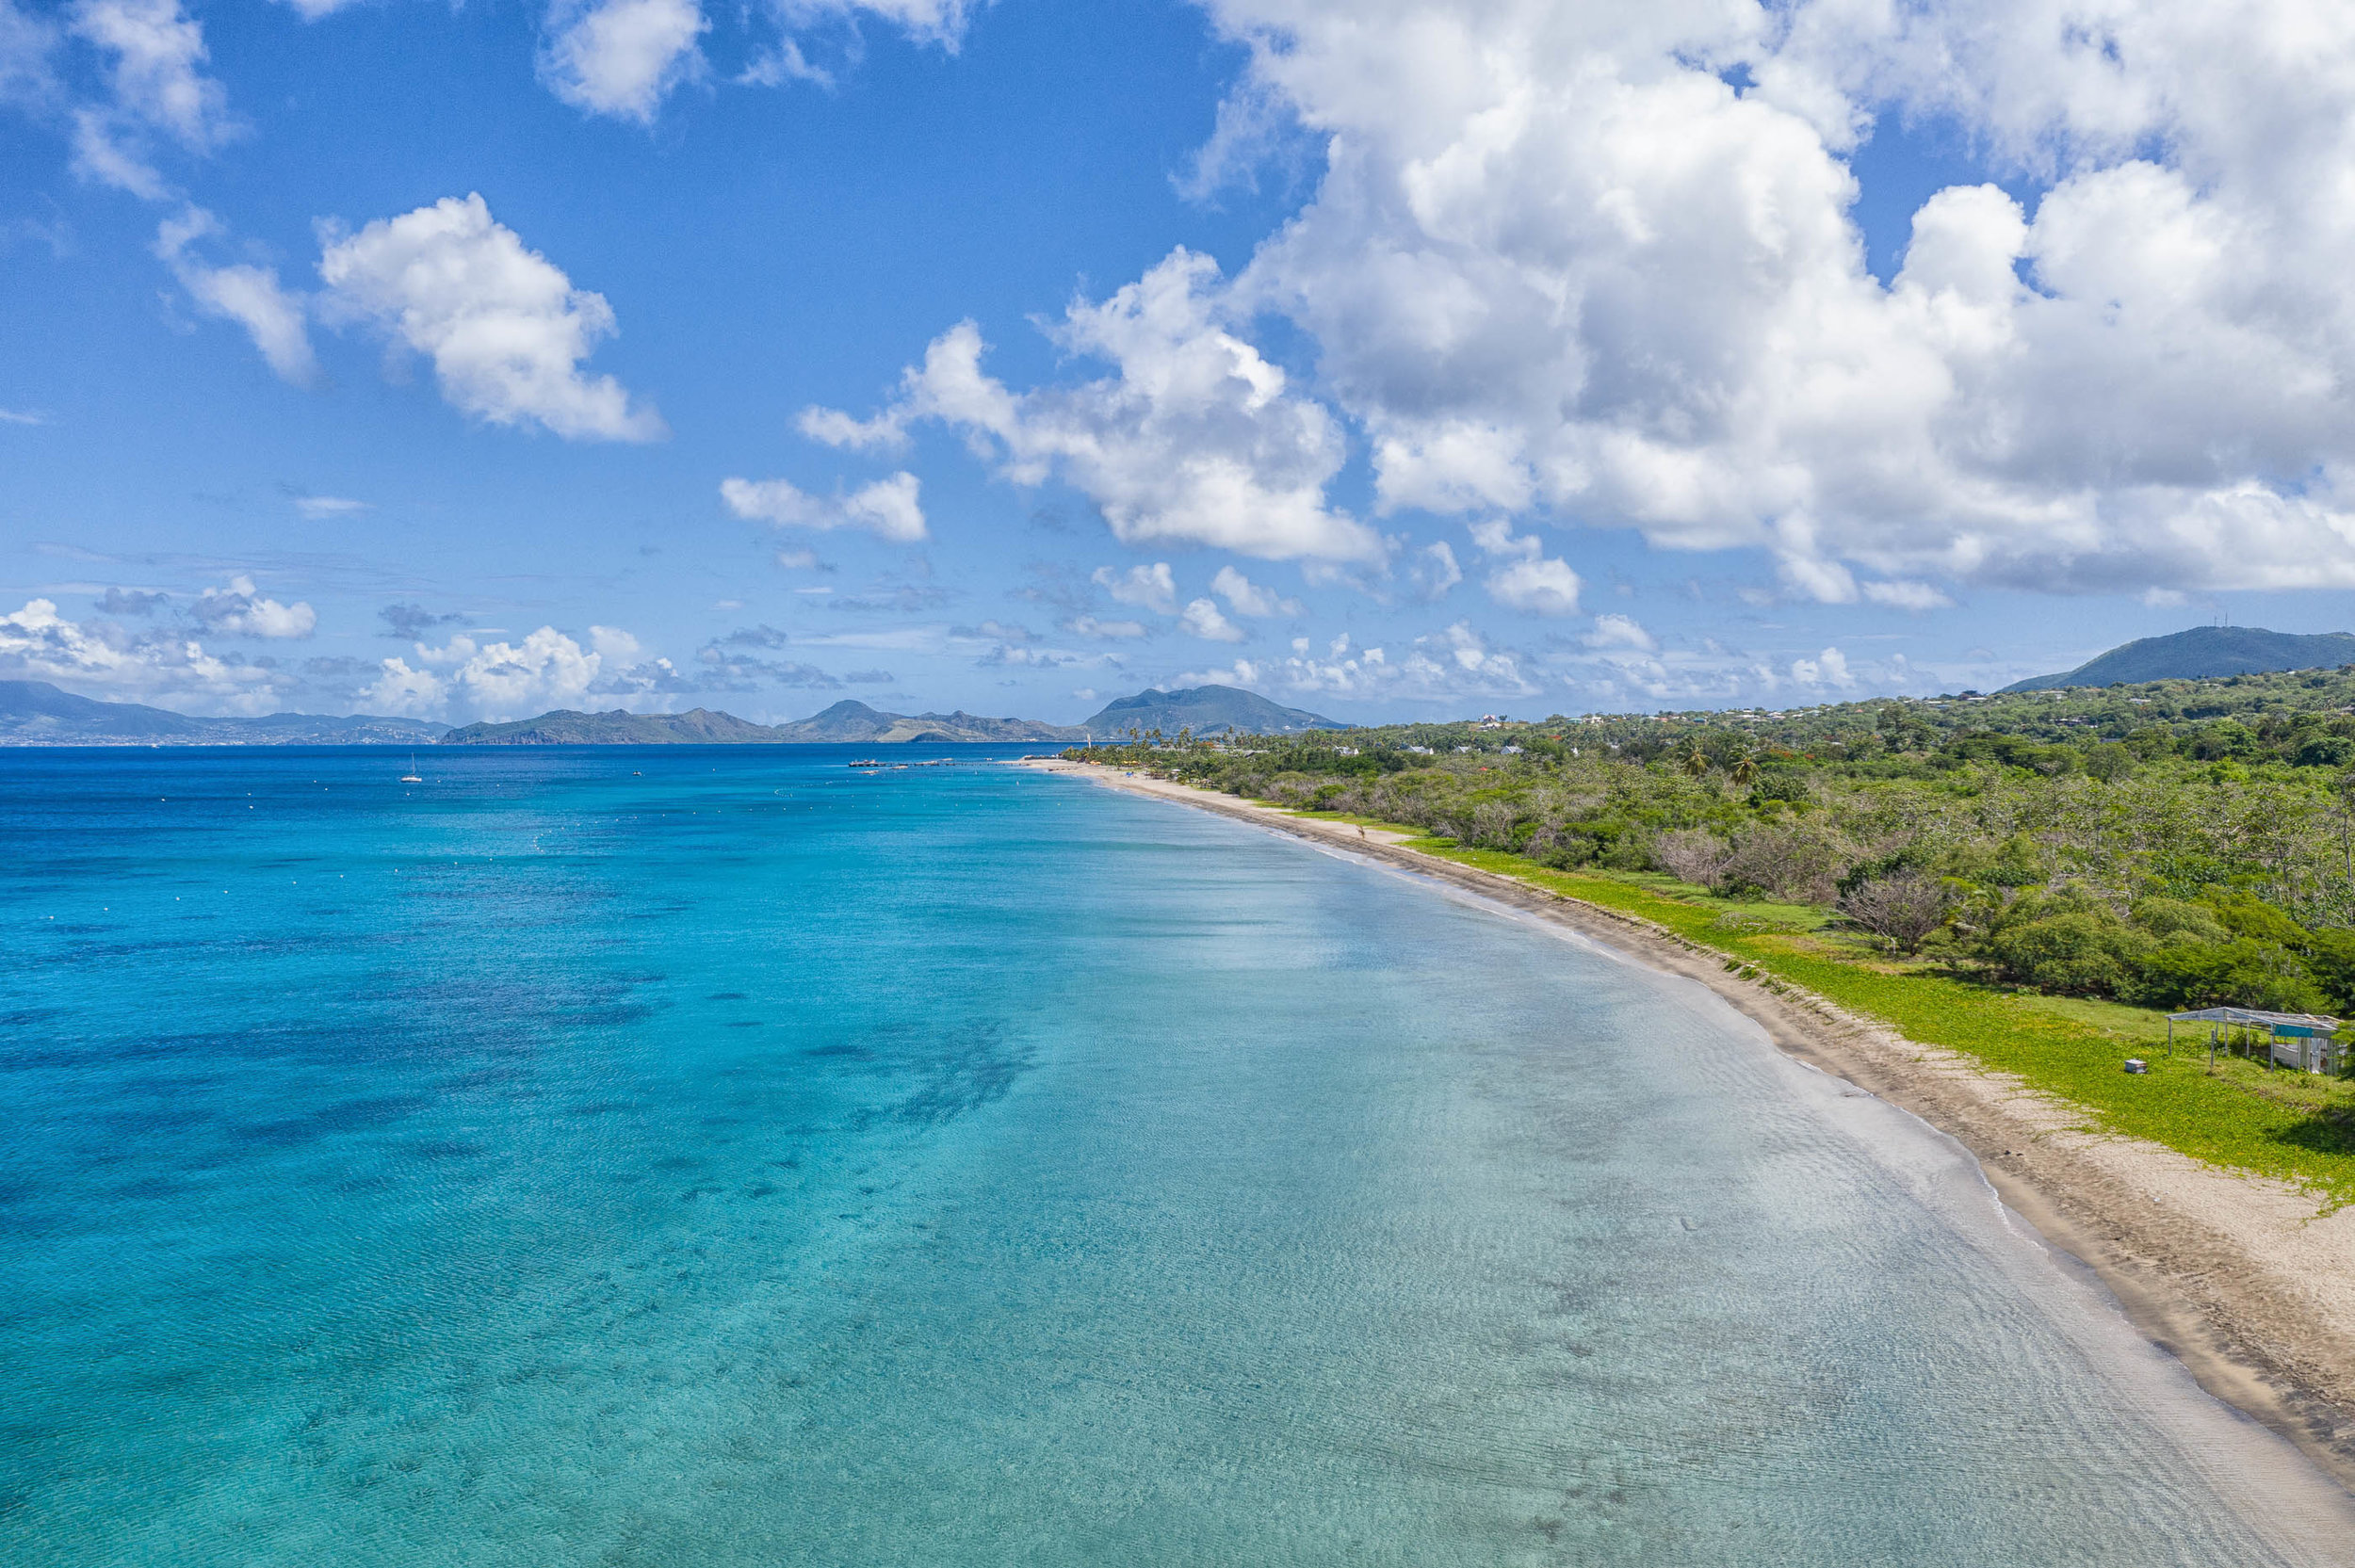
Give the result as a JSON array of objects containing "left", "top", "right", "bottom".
[{"left": 399, "top": 752, "right": 424, "bottom": 784}]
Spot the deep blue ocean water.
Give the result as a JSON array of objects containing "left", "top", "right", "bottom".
[{"left": 2, "top": 745, "right": 2349, "bottom": 1565}]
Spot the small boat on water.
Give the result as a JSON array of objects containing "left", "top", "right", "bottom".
[
  {"left": 847, "top": 758, "right": 884, "bottom": 769},
  {"left": 399, "top": 753, "right": 424, "bottom": 784}
]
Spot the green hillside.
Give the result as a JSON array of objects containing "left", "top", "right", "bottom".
[
  {"left": 1080, "top": 684, "right": 1345, "bottom": 737},
  {"left": 2004, "top": 626, "right": 2355, "bottom": 691}
]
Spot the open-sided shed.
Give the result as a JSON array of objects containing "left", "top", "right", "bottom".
[{"left": 2165, "top": 1008, "right": 2344, "bottom": 1074}]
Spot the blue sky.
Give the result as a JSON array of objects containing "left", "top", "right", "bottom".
[{"left": 7, "top": 0, "right": 2355, "bottom": 724}]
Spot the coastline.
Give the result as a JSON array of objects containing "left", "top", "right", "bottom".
[{"left": 1016, "top": 755, "right": 2355, "bottom": 1492}]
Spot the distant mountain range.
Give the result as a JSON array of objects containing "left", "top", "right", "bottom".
[
  {"left": 0, "top": 680, "right": 449, "bottom": 746},
  {"left": 440, "top": 687, "right": 1349, "bottom": 744},
  {"left": 0, "top": 679, "right": 1348, "bottom": 747},
  {"left": 2002, "top": 627, "right": 2355, "bottom": 692},
  {"left": 1077, "top": 685, "right": 1345, "bottom": 736},
  {"left": 441, "top": 701, "right": 1088, "bottom": 745}
]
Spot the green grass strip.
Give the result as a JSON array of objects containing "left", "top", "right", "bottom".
[{"left": 1405, "top": 840, "right": 2355, "bottom": 1206}]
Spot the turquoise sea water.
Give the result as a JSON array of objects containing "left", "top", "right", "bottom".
[{"left": 2, "top": 745, "right": 2349, "bottom": 1565}]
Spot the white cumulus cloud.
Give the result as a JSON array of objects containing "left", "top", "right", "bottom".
[
  {"left": 1584, "top": 613, "right": 1655, "bottom": 652},
  {"left": 1790, "top": 646, "right": 1856, "bottom": 688},
  {"left": 1467, "top": 517, "right": 1581, "bottom": 615},
  {"left": 1175, "top": 0, "right": 2355, "bottom": 598},
  {"left": 0, "top": 595, "right": 290, "bottom": 712},
  {"left": 65, "top": 0, "right": 236, "bottom": 196},
  {"left": 1180, "top": 619, "right": 1537, "bottom": 704},
  {"left": 719, "top": 471, "right": 927, "bottom": 542},
  {"left": 1430, "top": 622, "right": 1535, "bottom": 695},
  {"left": 1179, "top": 597, "right": 1246, "bottom": 642},
  {"left": 317, "top": 193, "right": 664, "bottom": 442},
  {"left": 739, "top": 1, "right": 978, "bottom": 88},
  {"left": 540, "top": 0, "right": 707, "bottom": 124},
  {"left": 1485, "top": 558, "right": 1582, "bottom": 616},
  {"left": 72, "top": 0, "right": 228, "bottom": 145},
  {"left": 1210, "top": 564, "right": 1300, "bottom": 618},
  {"left": 795, "top": 403, "right": 906, "bottom": 451},
  {"left": 802, "top": 251, "right": 1385, "bottom": 563},
  {"left": 1092, "top": 561, "right": 1178, "bottom": 616},
  {"left": 192, "top": 575, "right": 317, "bottom": 639},
  {"left": 365, "top": 625, "right": 668, "bottom": 721},
  {"left": 154, "top": 207, "right": 317, "bottom": 384}
]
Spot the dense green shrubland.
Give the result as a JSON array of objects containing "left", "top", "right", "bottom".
[{"left": 1074, "top": 666, "right": 2355, "bottom": 1022}]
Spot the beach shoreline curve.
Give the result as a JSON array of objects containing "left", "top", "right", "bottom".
[{"left": 1015, "top": 754, "right": 2355, "bottom": 1494}]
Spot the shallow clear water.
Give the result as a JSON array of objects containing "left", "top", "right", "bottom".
[{"left": 2, "top": 746, "right": 2348, "bottom": 1565}]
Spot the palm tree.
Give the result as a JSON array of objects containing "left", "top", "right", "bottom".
[
  {"left": 1730, "top": 752, "right": 1759, "bottom": 788},
  {"left": 1681, "top": 742, "right": 1712, "bottom": 778}
]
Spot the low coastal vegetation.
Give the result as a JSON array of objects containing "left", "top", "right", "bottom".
[{"left": 1070, "top": 666, "right": 2355, "bottom": 1201}]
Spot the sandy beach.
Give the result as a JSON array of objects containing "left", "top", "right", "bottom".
[{"left": 1019, "top": 755, "right": 2355, "bottom": 1490}]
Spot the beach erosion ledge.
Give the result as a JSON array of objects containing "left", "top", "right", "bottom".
[{"left": 1014, "top": 754, "right": 2355, "bottom": 1494}]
